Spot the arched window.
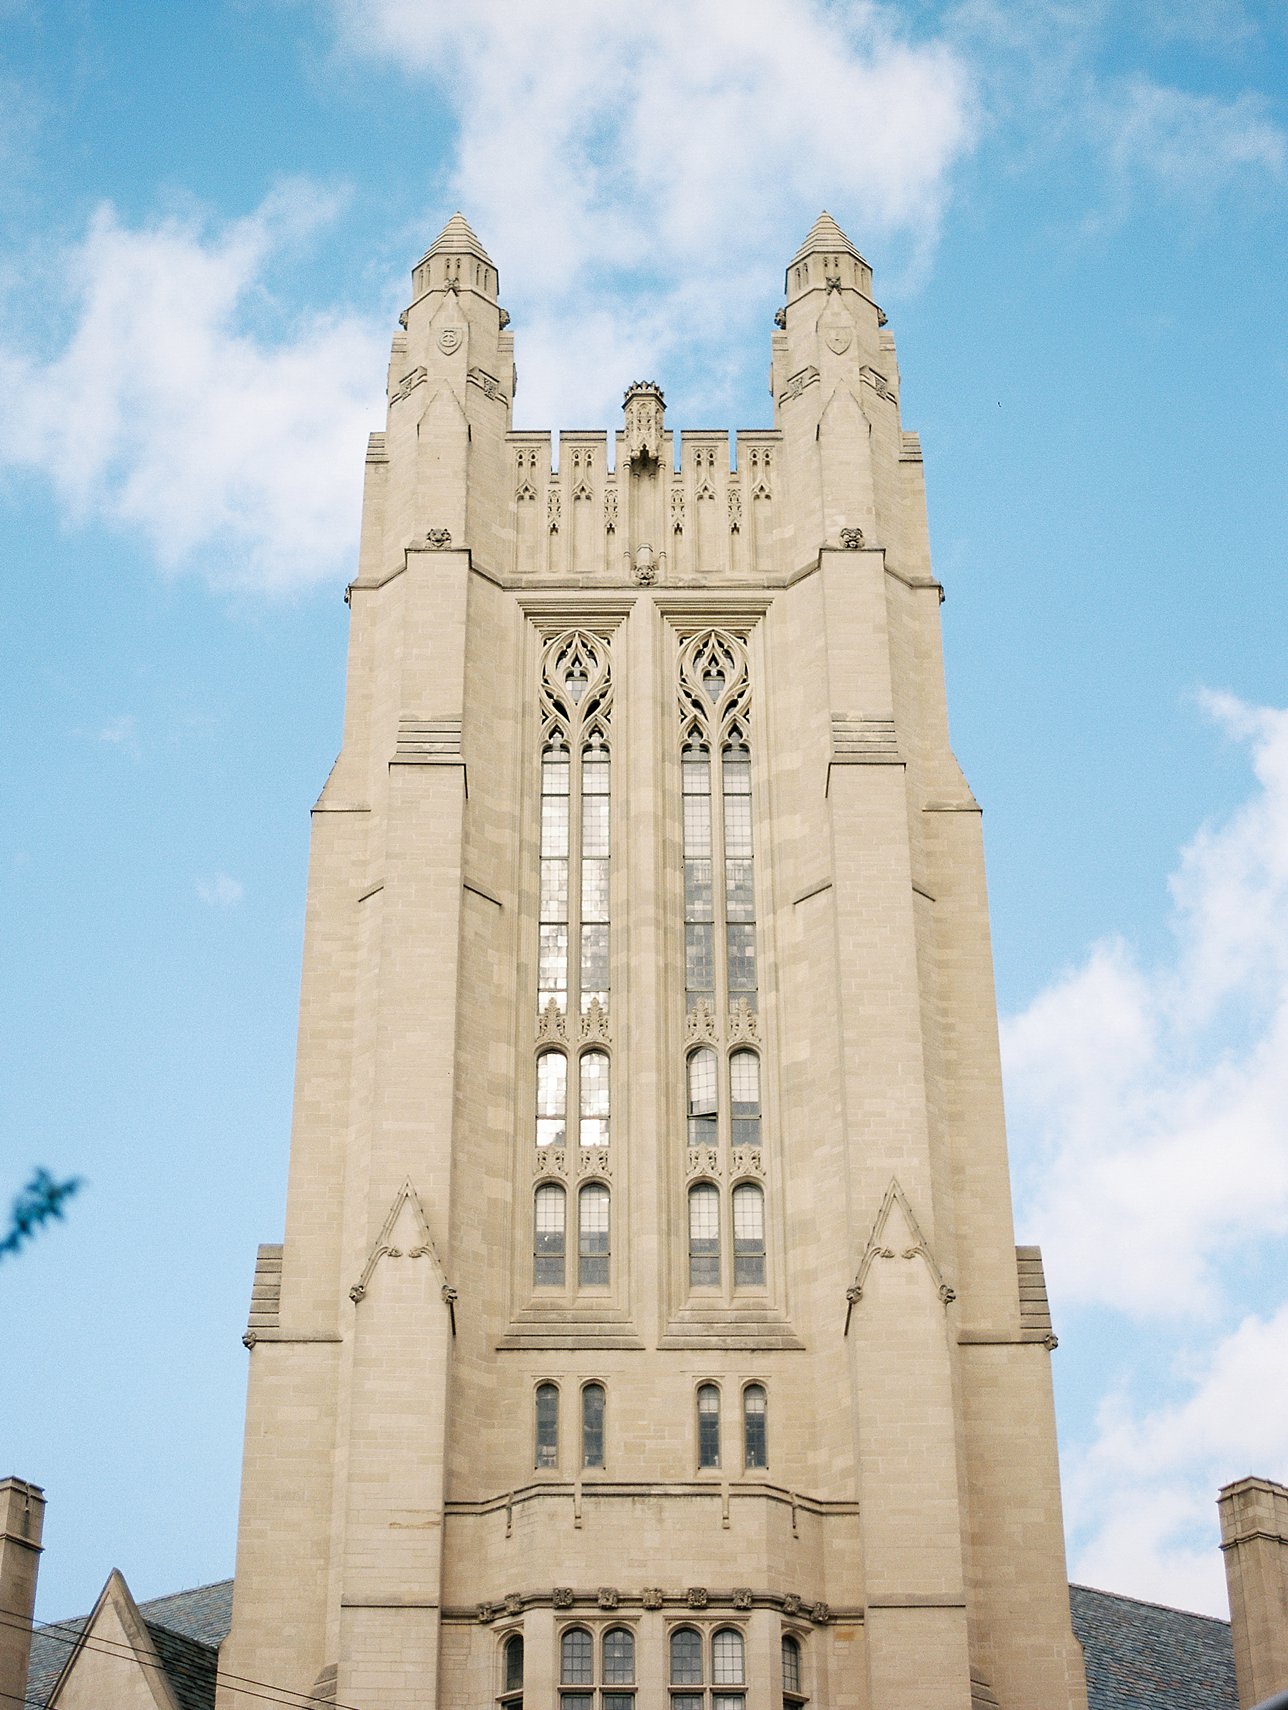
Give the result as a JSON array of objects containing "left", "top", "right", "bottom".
[
  {"left": 743, "top": 1384, "right": 767, "bottom": 1470},
  {"left": 713, "top": 1629, "right": 745, "bottom": 1691},
  {"left": 578, "top": 1183, "right": 610, "bottom": 1287},
  {"left": 781, "top": 1635, "right": 804, "bottom": 1706},
  {"left": 729, "top": 1050, "right": 760, "bottom": 1148},
  {"left": 535, "top": 1383, "right": 559, "bottom": 1469},
  {"left": 670, "top": 1627, "right": 703, "bottom": 1688},
  {"left": 687, "top": 1049, "right": 718, "bottom": 1147},
  {"left": 502, "top": 1633, "right": 524, "bottom": 1705},
  {"left": 536, "top": 1049, "right": 568, "bottom": 1148},
  {"left": 603, "top": 1627, "right": 635, "bottom": 1686},
  {"left": 581, "top": 1383, "right": 606, "bottom": 1469},
  {"left": 688, "top": 1183, "right": 720, "bottom": 1288},
  {"left": 732, "top": 1183, "right": 765, "bottom": 1288},
  {"left": 697, "top": 1383, "right": 721, "bottom": 1469},
  {"left": 580, "top": 1049, "right": 610, "bottom": 1147},
  {"left": 534, "top": 1184, "right": 566, "bottom": 1287},
  {"left": 561, "top": 1626, "right": 594, "bottom": 1688}
]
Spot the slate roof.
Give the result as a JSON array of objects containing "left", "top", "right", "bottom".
[
  {"left": 28, "top": 1576, "right": 1242, "bottom": 1710},
  {"left": 26, "top": 1580, "right": 232, "bottom": 1710},
  {"left": 1070, "top": 1583, "right": 1239, "bottom": 1710}
]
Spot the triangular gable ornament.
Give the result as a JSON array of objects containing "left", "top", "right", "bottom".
[
  {"left": 349, "top": 1179, "right": 456, "bottom": 1329},
  {"left": 844, "top": 1177, "right": 955, "bottom": 1333}
]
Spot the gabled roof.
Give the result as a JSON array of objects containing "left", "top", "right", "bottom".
[
  {"left": 27, "top": 1579, "right": 232, "bottom": 1710},
  {"left": 1070, "top": 1584, "right": 1238, "bottom": 1710}
]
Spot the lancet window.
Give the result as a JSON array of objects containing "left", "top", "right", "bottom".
[{"left": 533, "top": 632, "right": 612, "bottom": 1176}]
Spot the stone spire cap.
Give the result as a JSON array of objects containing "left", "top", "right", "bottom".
[
  {"left": 419, "top": 211, "right": 495, "bottom": 268},
  {"left": 789, "top": 211, "right": 867, "bottom": 267}
]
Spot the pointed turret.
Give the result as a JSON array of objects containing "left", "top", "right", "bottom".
[
  {"left": 789, "top": 209, "right": 866, "bottom": 268},
  {"left": 783, "top": 209, "right": 873, "bottom": 306},
  {"left": 411, "top": 211, "right": 500, "bottom": 302}
]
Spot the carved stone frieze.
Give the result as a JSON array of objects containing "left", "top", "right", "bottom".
[
  {"left": 778, "top": 365, "right": 820, "bottom": 403},
  {"left": 642, "top": 1588, "right": 664, "bottom": 1610},
  {"left": 597, "top": 1587, "right": 619, "bottom": 1610},
  {"left": 577, "top": 1148, "right": 611, "bottom": 1179},
  {"left": 686, "top": 1001, "right": 719, "bottom": 1044},
  {"left": 783, "top": 1593, "right": 803, "bottom": 1616},
  {"left": 604, "top": 487, "right": 618, "bottom": 534},
  {"left": 731, "top": 1146, "right": 764, "bottom": 1180},
  {"left": 389, "top": 365, "right": 426, "bottom": 404},
  {"left": 580, "top": 995, "right": 610, "bottom": 1043},
  {"left": 535, "top": 1146, "right": 567, "bottom": 1179},
  {"left": 732, "top": 1587, "right": 753, "bottom": 1610},
  {"left": 553, "top": 1587, "right": 575, "bottom": 1609},
  {"left": 728, "top": 997, "right": 759, "bottom": 1043},
  {"left": 687, "top": 1147, "right": 721, "bottom": 1180},
  {"left": 504, "top": 1593, "right": 522, "bottom": 1615},
  {"left": 810, "top": 1601, "right": 832, "bottom": 1625},
  {"left": 537, "top": 998, "right": 568, "bottom": 1042},
  {"left": 467, "top": 366, "right": 507, "bottom": 403},
  {"left": 686, "top": 1587, "right": 709, "bottom": 1609}
]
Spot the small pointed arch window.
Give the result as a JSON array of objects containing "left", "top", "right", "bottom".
[
  {"left": 729, "top": 1050, "right": 760, "bottom": 1148},
  {"left": 688, "top": 1183, "right": 720, "bottom": 1289},
  {"left": 732, "top": 1182, "right": 766, "bottom": 1288},
  {"left": 781, "top": 1635, "right": 805, "bottom": 1707},
  {"left": 539, "top": 741, "right": 571, "bottom": 1010},
  {"left": 682, "top": 742, "right": 715, "bottom": 1011},
  {"left": 501, "top": 1633, "right": 524, "bottom": 1707},
  {"left": 580, "top": 1049, "right": 610, "bottom": 1147},
  {"left": 743, "top": 1384, "right": 768, "bottom": 1470},
  {"left": 535, "top": 1382, "right": 559, "bottom": 1469},
  {"left": 712, "top": 1629, "right": 745, "bottom": 1688},
  {"left": 536, "top": 1049, "right": 568, "bottom": 1148},
  {"left": 581, "top": 1381, "right": 606, "bottom": 1468},
  {"left": 534, "top": 1184, "right": 566, "bottom": 1288},
  {"left": 603, "top": 1627, "right": 635, "bottom": 1686},
  {"left": 578, "top": 1182, "right": 610, "bottom": 1287},
  {"left": 697, "top": 1383, "right": 721, "bottom": 1469},
  {"left": 560, "top": 1625, "right": 594, "bottom": 1693},
  {"left": 686, "top": 1049, "right": 718, "bottom": 1147},
  {"left": 670, "top": 1626, "right": 704, "bottom": 1688}
]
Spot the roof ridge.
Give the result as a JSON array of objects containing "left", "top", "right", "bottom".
[{"left": 1070, "top": 1581, "right": 1231, "bottom": 1624}]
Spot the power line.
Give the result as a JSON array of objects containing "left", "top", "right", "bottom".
[{"left": 0, "top": 1606, "right": 370, "bottom": 1710}]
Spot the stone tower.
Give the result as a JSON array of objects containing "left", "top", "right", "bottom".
[{"left": 218, "top": 211, "right": 1089, "bottom": 1710}]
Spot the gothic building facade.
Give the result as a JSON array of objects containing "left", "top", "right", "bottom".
[{"left": 214, "top": 212, "right": 1091, "bottom": 1710}]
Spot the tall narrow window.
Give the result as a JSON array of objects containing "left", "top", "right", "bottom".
[
  {"left": 697, "top": 1383, "right": 721, "bottom": 1468},
  {"left": 743, "top": 1384, "right": 768, "bottom": 1470},
  {"left": 581, "top": 1383, "right": 605, "bottom": 1468},
  {"left": 602, "top": 1628, "right": 635, "bottom": 1710},
  {"left": 688, "top": 1184, "right": 720, "bottom": 1288},
  {"left": 539, "top": 741, "right": 570, "bottom": 1010},
  {"left": 722, "top": 745, "right": 756, "bottom": 1011},
  {"left": 560, "top": 1627, "right": 594, "bottom": 1710},
  {"left": 729, "top": 1051, "right": 760, "bottom": 1148},
  {"left": 687, "top": 1049, "right": 718, "bottom": 1147},
  {"left": 534, "top": 1185, "right": 566, "bottom": 1287},
  {"left": 537, "top": 630, "right": 613, "bottom": 1156},
  {"left": 579, "top": 1183, "right": 610, "bottom": 1287},
  {"left": 683, "top": 744, "right": 715, "bottom": 1011},
  {"left": 712, "top": 1630, "right": 745, "bottom": 1710},
  {"left": 535, "top": 1383, "right": 559, "bottom": 1469},
  {"left": 536, "top": 1050, "right": 568, "bottom": 1148},
  {"left": 781, "top": 1636, "right": 804, "bottom": 1708},
  {"left": 670, "top": 1627, "right": 703, "bottom": 1710},
  {"left": 580, "top": 1050, "right": 610, "bottom": 1147},
  {"left": 502, "top": 1634, "right": 524, "bottom": 1709},
  {"left": 732, "top": 1183, "right": 765, "bottom": 1288},
  {"left": 581, "top": 736, "right": 610, "bottom": 1012}
]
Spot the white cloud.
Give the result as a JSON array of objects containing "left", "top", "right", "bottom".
[
  {"left": 328, "top": 0, "right": 977, "bottom": 425},
  {"left": 96, "top": 715, "right": 137, "bottom": 747},
  {"left": 1067, "top": 1303, "right": 1288, "bottom": 1614},
  {"left": 1003, "top": 695, "right": 1288, "bottom": 1611},
  {"left": 1101, "top": 76, "right": 1285, "bottom": 197},
  {"left": 0, "top": 182, "right": 386, "bottom": 593},
  {"left": 196, "top": 873, "right": 245, "bottom": 909},
  {"left": 1003, "top": 696, "right": 1288, "bottom": 1320}
]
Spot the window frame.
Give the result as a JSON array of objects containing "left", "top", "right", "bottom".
[
  {"left": 499, "top": 1631, "right": 524, "bottom": 1709},
  {"left": 534, "top": 1381, "right": 560, "bottom": 1471},
  {"left": 581, "top": 1381, "right": 606, "bottom": 1470},
  {"left": 558, "top": 1623, "right": 637, "bottom": 1710},
  {"left": 667, "top": 1624, "right": 748, "bottom": 1710},
  {"left": 742, "top": 1382, "right": 768, "bottom": 1472},
  {"left": 696, "top": 1382, "right": 722, "bottom": 1471}
]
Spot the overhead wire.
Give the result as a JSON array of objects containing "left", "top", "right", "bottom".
[{"left": 0, "top": 1605, "right": 370, "bottom": 1710}]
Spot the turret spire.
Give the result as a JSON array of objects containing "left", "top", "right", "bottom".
[
  {"left": 789, "top": 210, "right": 866, "bottom": 268},
  {"left": 411, "top": 211, "right": 500, "bottom": 302},
  {"left": 421, "top": 211, "right": 495, "bottom": 268}
]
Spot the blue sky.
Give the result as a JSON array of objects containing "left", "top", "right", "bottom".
[{"left": 2, "top": 0, "right": 1286, "bottom": 1626}]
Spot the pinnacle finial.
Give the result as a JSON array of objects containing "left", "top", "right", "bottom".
[
  {"left": 421, "top": 211, "right": 495, "bottom": 267},
  {"left": 789, "top": 211, "right": 865, "bottom": 268}
]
